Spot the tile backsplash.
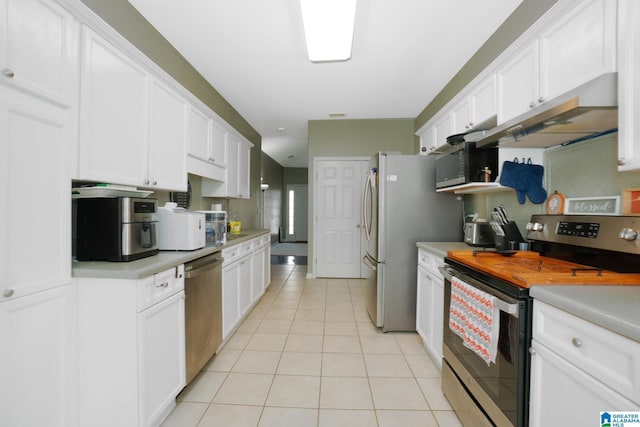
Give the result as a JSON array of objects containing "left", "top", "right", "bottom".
[{"left": 468, "top": 133, "right": 640, "bottom": 232}]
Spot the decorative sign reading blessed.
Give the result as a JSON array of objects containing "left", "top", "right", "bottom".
[{"left": 564, "top": 196, "right": 620, "bottom": 215}]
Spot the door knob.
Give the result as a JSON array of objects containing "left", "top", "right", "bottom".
[{"left": 3, "top": 68, "right": 15, "bottom": 78}]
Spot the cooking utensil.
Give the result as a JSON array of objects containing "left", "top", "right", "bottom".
[
  {"left": 498, "top": 205, "right": 511, "bottom": 222},
  {"left": 490, "top": 220, "right": 505, "bottom": 236}
]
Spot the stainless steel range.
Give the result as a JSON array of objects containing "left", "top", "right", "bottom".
[{"left": 441, "top": 214, "right": 640, "bottom": 427}]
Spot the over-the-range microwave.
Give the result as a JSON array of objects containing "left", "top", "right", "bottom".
[{"left": 435, "top": 135, "right": 499, "bottom": 189}]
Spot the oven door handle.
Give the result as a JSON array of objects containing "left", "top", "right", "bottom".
[{"left": 439, "top": 266, "right": 519, "bottom": 317}]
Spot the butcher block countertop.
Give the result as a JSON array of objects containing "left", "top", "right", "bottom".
[{"left": 446, "top": 250, "right": 640, "bottom": 288}]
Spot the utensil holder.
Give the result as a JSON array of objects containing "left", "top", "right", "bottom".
[{"left": 495, "top": 221, "right": 525, "bottom": 252}]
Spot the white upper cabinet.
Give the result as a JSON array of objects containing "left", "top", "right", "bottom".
[
  {"left": 0, "top": 0, "right": 77, "bottom": 107},
  {"left": 539, "top": 0, "right": 616, "bottom": 103},
  {"left": 496, "top": 40, "right": 540, "bottom": 123},
  {"left": 186, "top": 104, "right": 227, "bottom": 181},
  {"left": 452, "top": 74, "right": 497, "bottom": 135},
  {"left": 618, "top": 0, "right": 640, "bottom": 171},
  {"left": 201, "top": 132, "right": 252, "bottom": 199},
  {"left": 148, "top": 79, "right": 187, "bottom": 190},
  {"left": 210, "top": 120, "right": 228, "bottom": 169},
  {"left": 497, "top": 0, "right": 616, "bottom": 124},
  {"left": 79, "top": 26, "right": 187, "bottom": 191},
  {"left": 79, "top": 26, "right": 149, "bottom": 186}
]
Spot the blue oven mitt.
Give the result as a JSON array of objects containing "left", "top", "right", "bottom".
[
  {"left": 499, "top": 159, "right": 528, "bottom": 204},
  {"left": 499, "top": 158, "right": 547, "bottom": 205}
]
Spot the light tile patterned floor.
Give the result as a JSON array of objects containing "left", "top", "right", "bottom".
[{"left": 161, "top": 263, "right": 462, "bottom": 427}]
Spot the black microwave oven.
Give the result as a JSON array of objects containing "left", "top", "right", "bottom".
[{"left": 435, "top": 140, "right": 498, "bottom": 189}]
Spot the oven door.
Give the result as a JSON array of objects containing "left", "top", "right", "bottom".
[{"left": 440, "top": 265, "right": 530, "bottom": 427}]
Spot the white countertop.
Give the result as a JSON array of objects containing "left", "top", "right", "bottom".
[
  {"left": 72, "top": 229, "right": 269, "bottom": 280},
  {"left": 530, "top": 285, "right": 640, "bottom": 343},
  {"left": 416, "top": 241, "right": 469, "bottom": 258}
]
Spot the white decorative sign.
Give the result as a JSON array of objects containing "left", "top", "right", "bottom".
[{"left": 564, "top": 196, "right": 620, "bottom": 216}]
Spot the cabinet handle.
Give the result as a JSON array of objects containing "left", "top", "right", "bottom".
[
  {"left": 571, "top": 337, "right": 583, "bottom": 348},
  {"left": 3, "top": 289, "right": 14, "bottom": 298},
  {"left": 618, "top": 158, "right": 627, "bottom": 166},
  {"left": 144, "top": 179, "right": 150, "bottom": 185},
  {"left": 529, "top": 102, "right": 536, "bottom": 108},
  {"left": 3, "top": 68, "right": 15, "bottom": 78},
  {"left": 156, "top": 282, "right": 169, "bottom": 288},
  {"left": 528, "top": 347, "right": 536, "bottom": 355},
  {"left": 152, "top": 180, "right": 157, "bottom": 186},
  {"left": 538, "top": 96, "right": 545, "bottom": 103}
]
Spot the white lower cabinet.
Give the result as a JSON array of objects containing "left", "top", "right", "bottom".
[
  {"left": 77, "top": 265, "right": 186, "bottom": 427},
  {"left": 0, "top": 284, "right": 76, "bottom": 427},
  {"left": 529, "top": 301, "right": 640, "bottom": 426},
  {"left": 221, "top": 235, "right": 271, "bottom": 341},
  {"left": 416, "top": 248, "right": 445, "bottom": 369},
  {"left": 618, "top": 0, "right": 640, "bottom": 171}
]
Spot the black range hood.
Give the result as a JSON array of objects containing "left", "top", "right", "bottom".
[{"left": 477, "top": 72, "right": 618, "bottom": 149}]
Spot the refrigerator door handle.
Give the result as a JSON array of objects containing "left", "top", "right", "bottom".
[
  {"left": 362, "top": 254, "right": 377, "bottom": 271},
  {"left": 362, "top": 172, "right": 373, "bottom": 241}
]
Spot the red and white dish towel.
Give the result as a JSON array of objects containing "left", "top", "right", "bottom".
[{"left": 449, "top": 276, "right": 500, "bottom": 365}]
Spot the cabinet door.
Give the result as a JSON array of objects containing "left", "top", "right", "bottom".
[
  {"left": 187, "top": 105, "right": 210, "bottom": 163},
  {"left": 0, "top": 0, "right": 77, "bottom": 107},
  {"left": 431, "top": 274, "right": 444, "bottom": 364},
  {"left": 529, "top": 340, "right": 638, "bottom": 427},
  {"left": 418, "top": 125, "right": 436, "bottom": 155},
  {"left": 79, "top": 26, "right": 149, "bottom": 186},
  {"left": 451, "top": 98, "right": 471, "bottom": 135},
  {"left": 0, "top": 91, "right": 70, "bottom": 300},
  {"left": 539, "top": 0, "right": 616, "bottom": 103},
  {"left": 225, "top": 134, "right": 240, "bottom": 197},
  {"left": 470, "top": 74, "right": 496, "bottom": 127},
  {"left": 433, "top": 112, "right": 453, "bottom": 148},
  {"left": 496, "top": 40, "right": 539, "bottom": 123},
  {"left": 138, "top": 291, "right": 185, "bottom": 427},
  {"left": 237, "top": 140, "right": 251, "bottom": 199},
  {"left": 263, "top": 243, "right": 271, "bottom": 289},
  {"left": 148, "top": 79, "right": 187, "bottom": 191},
  {"left": 251, "top": 247, "right": 265, "bottom": 302},
  {"left": 238, "top": 256, "right": 252, "bottom": 316},
  {"left": 0, "top": 285, "right": 76, "bottom": 427},
  {"left": 618, "top": 0, "right": 640, "bottom": 171},
  {"left": 222, "top": 263, "right": 240, "bottom": 339},
  {"left": 416, "top": 266, "right": 431, "bottom": 343},
  {"left": 210, "top": 120, "right": 228, "bottom": 169}
]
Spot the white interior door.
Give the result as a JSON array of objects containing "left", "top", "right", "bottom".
[
  {"left": 285, "top": 184, "right": 308, "bottom": 242},
  {"left": 314, "top": 159, "right": 366, "bottom": 278}
]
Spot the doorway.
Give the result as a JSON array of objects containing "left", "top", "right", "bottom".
[
  {"left": 313, "top": 158, "right": 368, "bottom": 278},
  {"left": 285, "top": 184, "right": 308, "bottom": 242}
]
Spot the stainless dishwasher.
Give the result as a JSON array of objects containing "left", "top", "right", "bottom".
[{"left": 184, "top": 253, "right": 223, "bottom": 383}]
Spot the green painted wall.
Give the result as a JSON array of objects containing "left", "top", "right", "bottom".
[{"left": 261, "top": 153, "right": 285, "bottom": 244}]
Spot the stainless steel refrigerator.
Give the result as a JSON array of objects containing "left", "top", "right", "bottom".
[{"left": 362, "top": 152, "right": 462, "bottom": 332}]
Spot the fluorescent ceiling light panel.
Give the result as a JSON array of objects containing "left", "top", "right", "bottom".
[{"left": 300, "top": 0, "right": 357, "bottom": 62}]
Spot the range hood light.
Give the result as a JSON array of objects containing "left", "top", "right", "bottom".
[{"left": 300, "top": 0, "right": 357, "bottom": 62}]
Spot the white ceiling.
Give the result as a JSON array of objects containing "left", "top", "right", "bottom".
[{"left": 128, "top": 0, "right": 523, "bottom": 168}]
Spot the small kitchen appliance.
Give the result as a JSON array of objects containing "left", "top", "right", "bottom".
[
  {"left": 157, "top": 202, "right": 206, "bottom": 251},
  {"left": 197, "top": 210, "right": 227, "bottom": 246},
  {"left": 435, "top": 131, "right": 499, "bottom": 189},
  {"left": 463, "top": 219, "right": 495, "bottom": 247},
  {"left": 76, "top": 197, "right": 159, "bottom": 262},
  {"left": 441, "top": 214, "right": 640, "bottom": 427}
]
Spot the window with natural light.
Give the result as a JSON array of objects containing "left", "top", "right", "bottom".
[{"left": 288, "top": 190, "right": 295, "bottom": 235}]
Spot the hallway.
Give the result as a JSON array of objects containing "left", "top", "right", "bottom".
[{"left": 161, "top": 262, "right": 461, "bottom": 427}]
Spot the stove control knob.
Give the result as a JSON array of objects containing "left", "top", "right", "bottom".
[
  {"left": 619, "top": 227, "right": 638, "bottom": 241},
  {"left": 526, "top": 222, "right": 544, "bottom": 232}
]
